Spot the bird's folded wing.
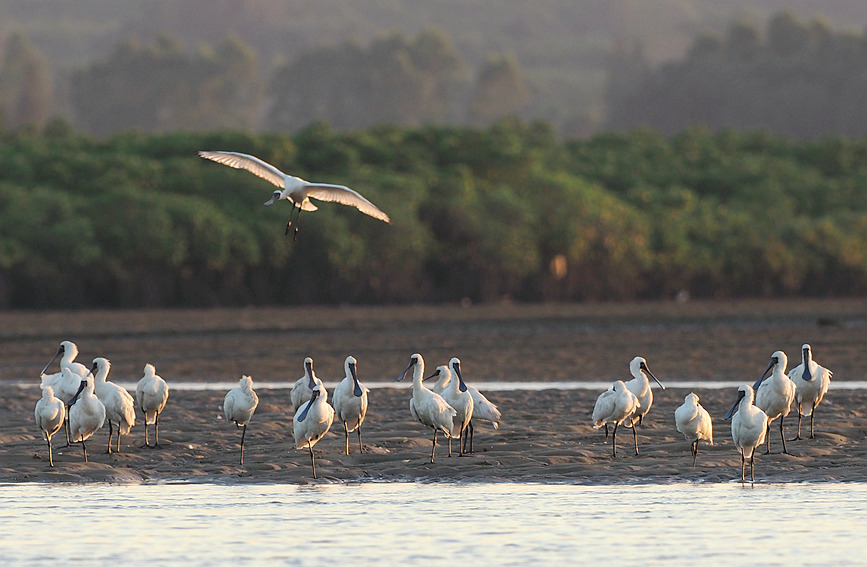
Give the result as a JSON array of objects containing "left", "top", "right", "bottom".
[
  {"left": 306, "top": 184, "right": 391, "bottom": 223},
  {"left": 198, "top": 151, "right": 290, "bottom": 189}
]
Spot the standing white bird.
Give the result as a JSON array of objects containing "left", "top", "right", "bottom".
[
  {"left": 787, "top": 344, "right": 832, "bottom": 440},
  {"left": 396, "top": 353, "right": 456, "bottom": 463},
  {"left": 331, "top": 356, "right": 369, "bottom": 455},
  {"left": 223, "top": 375, "right": 259, "bottom": 465},
  {"left": 68, "top": 374, "right": 106, "bottom": 463},
  {"left": 592, "top": 380, "right": 641, "bottom": 457},
  {"left": 90, "top": 358, "right": 135, "bottom": 454},
  {"left": 623, "top": 356, "right": 665, "bottom": 455},
  {"left": 439, "top": 358, "right": 474, "bottom": 457},
  {"left": 437, "top": 365, "right": 503, "bottom": 454},
  {"left": 724, "top": 384, "right": 768, "bottom": 483},
  {"left": 290, "top": 357, "right": 322, "bottom": 411},
  {"left": 753, "top": 350, "right": 796, "bottom": 455},
  {"left": 34, "top": 385, "right": 66, "bottom": 467},
  {"left": 198, "top": 150, "right": 391, "bottom": 239},
  {"left": 674, "top": 392, "right": 714, "bottom": 467},
  {"left": 136, "top": 363, "right": 169, "bottom": 449},
  {"left": 40, "top": 340, "right": 89, "bottom": 447},
  {"left": 293, "top": 384, "right": 334, "bottom": 479}
]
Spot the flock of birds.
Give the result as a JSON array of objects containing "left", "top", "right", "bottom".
[
  {"left": 591, "top": 345, "right": 832, "bottom": 482},
  {"left": 32, "top": 339, "right": 830, "bottom": 483}
]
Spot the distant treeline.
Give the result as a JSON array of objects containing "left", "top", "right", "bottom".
[
  {"left": 607, "top": 11, "right": 867, "bottom": 140},
  {"left": 1, "top": 120, "right": 866, "bottom": 309}
]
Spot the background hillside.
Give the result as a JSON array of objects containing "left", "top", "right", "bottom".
[{"left": 3, "top": 0, "right": 867, "bottom": 137}]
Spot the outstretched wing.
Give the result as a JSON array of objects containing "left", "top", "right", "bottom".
[
  {"left": 305, "top": 184, "right": 391, "bottom": 223},
  {"left": 199, "top": 151, "right": 293, "bottom": 189}
]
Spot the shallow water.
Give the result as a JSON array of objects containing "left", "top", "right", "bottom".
[{"left": 1, "top": 481, "right": 862, "bottom": 565}]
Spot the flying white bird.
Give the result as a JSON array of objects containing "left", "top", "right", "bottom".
[
  {"left": 332, "top": 356, "right": 369, "bottom": 455},
  {"left": 396, "top": 353, "right": 456, "bottom": 463},
  {"left": 293, "top": 384, "right": 334, "bottom": 479},
  {"left": 224, "top": 375, "right": 260, "bottom": 465},
  {"left": 674, "top": 392, "right": 713, "bottom": 467},
  {"left": 290, "top": 357, "right": 322, "bottom": 411},
  {"left": 34, "top": 385, "right": 66, "bottom": 467},
  {"left": 68, "top": 374, "right": 107, "bottom": 463},
  {"left": 724, "top": 384, "right": 768, "bottom": 483},
  {"left": 753, "top": 350, "right": 795, "bottom": 455},
  {"left": 787, "top": 344, "right": 832, "bottom": 440},
  {"left": 198, "top": 150, "right": 391, "bottom": 239},
  {"left": 591, "top": 380, "right": 640, "bottom": 457},
  {"left": 136, "top": 363, "right": 170, "bottom": 448}
]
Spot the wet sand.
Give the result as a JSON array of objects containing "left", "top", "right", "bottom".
[{"left": 2, "top": 298, "right": 866, "bottom": 484}]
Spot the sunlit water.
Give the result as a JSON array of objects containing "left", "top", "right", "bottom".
[{"left": 1, "top": 481, "right": 863, "bottom": 565}]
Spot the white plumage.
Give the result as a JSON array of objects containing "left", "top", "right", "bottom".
[
  {"left": 725, "top": 384, "right": 768, "bottom": 483},
  {"left": 40, "top": 340, "right": 89, "bottom": 384},
  {"left": 223, "top": 375, "right": 259, "bottom": 465},
  {"left": 293, "top": 384, "right": 334, "bottom": 478},
  {"left": 331, "top": 356, "right": 369, "bottom": 455},
  {"left": 90, "top": 357, "right": 135, "bottom": 454},
  {"left": 439, "top": 358, "right": 474, "bottom": 457},
  {"left": 674, "top": 392, "right": 713, "bottom": 467},
  {"left": 623, "top": 356, "right": 665, "bottom": 455},
  {"left": 753, "top": 350, "right": 796, "bottom": 454},
  {"left": 136, "top": 363, "right": 169, "bottom": 448},
  {"left": 396, "top": 353, "right": 456, "bottom": 463},
  {"left": 435, "top": 363, "right": 502, "bottom": 453},
  {"left": 68, "top": 374, "right": 106, "bottom": 463},
  {"left": 787, "top": 344, "right": 832, "bottom": 440},
  {"left": 290, "top": 357, "right": 322, "bottom": 411},
  {"left": 591, "top": 380, "right": 640, "bottom": 457},
  {"left": 198, "top": 150, "right": 390, "bottom": 238},
  {"left": 34, "top": 385, "right": 66, "bottom": 467}
]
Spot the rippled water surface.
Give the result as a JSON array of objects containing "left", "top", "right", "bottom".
[{"left": 1, "top": 482, "right": 862, "bottom": 565}]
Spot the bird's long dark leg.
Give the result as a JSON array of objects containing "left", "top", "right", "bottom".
[
  {"left": 106, "top": 420, "right": 114, "bottom": 454},
  {"left": 430, "top": 428, "right": 438, "bottom": 463},
  {"left": 763, "top": 423, "right": 772, "bottom": 454},
  {"left": 791, "top": 406, "right": 803, "bottom": 441},
  {"left": 740, "top": 449, "right": 746, "bottom": 483},
  {"left": 82, "top": 440, "right": 88, "bottom": 463},
  {"left": 153, "top": 411, "right": 162, "bottom": 449},
  {"left": 308, "top": 442, "right": 317, "bottom": 479},
  {"left": 239, "top": 423, "right": 248, "bottom": 465},
  {"left": 47, "top": 437, "right": 54, "bottom": 467},
  {"left": 292, "top": 210, "right": 303, "bottom": 241},
  {"left": 632, "top": 422, "right": 639, "bottom": 455},
  {"left": 810, "top": 402, "right": 817, "bottom": 439},
  {"left": 142, "top": 416, "right": 150, "bottom": 448},
  {"left": 780, "top": 415, "right": 790, "bottom": 455},
  {"left": 284, "top": 203, "right": 299, "bottom": 235},
  {"left": 448, "top": 429, "right": 453, "bottom": 457},
  {"left": 117, "top": 429, "right": 122, "bottom": 453},
  {"left": 468, "top": 421, "right": 474, "bottom": 453},
  {"left": 458, "top": 426, "right": 466, "bottom": 457},
  {"left": 750, "top": 451, "right": 756, "bottom": 484},
  {"left": 612, "top": 423, "right": 619, "bottom": 458},
  {"left": 357, "top": 427, "right": 363, "bottom": 454},
  {"left": 343, "top": 422, "right": 350, "bottom": 455},
  {"left": 61, "top": 406, "right": 72, "bottom": 448},
  {"left": 604, "top": 423, "right": 609, "bottom": 442},
  {"left": 691, "top": 440, "right": 698, "bottom": 468}
]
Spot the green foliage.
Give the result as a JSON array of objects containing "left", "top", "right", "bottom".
[{"left": 1, "top": 122, "right": 867, "bottom": 308}]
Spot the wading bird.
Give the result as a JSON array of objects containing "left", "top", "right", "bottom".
[
  {"left": 396, "top": 353, "right": 456, "bottom": 463},
  {"left": 674, "top": 392, "right": 713, "bottom": 467},
  {"left": 198, "top": 150, "right": 390, "bottom": 239},
  {"left": 290, "top": 357, "right": 322, "bottom": 412},
  {"left": 434, "top": 362, "right": 501, "bottom": 453},
  {"left": 438, "top": 358, "right": 474, "bottom": 457},
  {"left": 591, "top": 380, "right": 640, "bottom": 457},
  {"left": 624, "top": 356, "right": 665, "bottom": 455},
  {"left": 332, "top": 356, "right": 369, "bottom": 455},
  {"left": 223, "top": 375, "right": 259, "bottom": 465},
  {"left": 34, "top": 385, "right": 66, "bottom": 467},
  {"left": 68, "top": 374, "right": 106, "bottom": 463},
  {"left": 293, "top": 384, "right": 334, "bottom": 479},
  {"left": 90, "top": 358, "right": 135, "bottom": 454},
  {"left": 136, "top": 363, "right": 169, "bottom": 448},
  {"left": 753, "top": 351, "right": 795, "bottom": 454},
  {"left": 787, "top": 344, "right": 832, "bottom": 440},
  {"left": 724, "top": 384, "right": 768, "bottom": 483}
]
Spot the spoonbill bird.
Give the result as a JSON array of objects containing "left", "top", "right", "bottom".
[
  {"left": 40, "top": 341, "right": 89, "bottom": 447},
  {"left": 437, "top": 364, "right": 502, "bottom": 454},
  {"left": 439, "top": 358, "right": 474, "bottom": 457},
  {"left": 787, "top": 344, "right": 832, "bottom": 440},
  {"left": 293, "top": 384, "right": 334, "bottom": 479},
  {"left": 674, "top": 392, "right": 713, "bottom": 467},
  {"left": 290, "top": 357, "right": 322, "bottom": 411},
  {"left": 624, "top": 356, "right": 665, "bottom": 455},
  {"left": 136, "top": 363, "right": 169, "bottom": 448},
  {"left": 90, "top": 358, "right": 135, "bottom": 454},
  {"left": 198, "top": 150, "right": 391, "bottom": 239},
  {"left": 724, "top": 384, "right": 768, "bottom": 483},
  {"left": 34, "top": 385, "right": 66, "bottom": 467},
  {"left": 591, "top": 380, "right": 640, "bottom": 457},
  {"left": 223, "top": 375, "right": 259, "bottom": 465},
  {"left": 68, "top": 374, "right": 106, "bottom": 463},
  {"left": 332, "top": 356, "right": 369, "bottom": 455},
  {"left": 396, "top": 353, "right": 456, "bottom": 463},
  {"left": 753, "top": 351, "right": 795, "bottom": 455}
]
